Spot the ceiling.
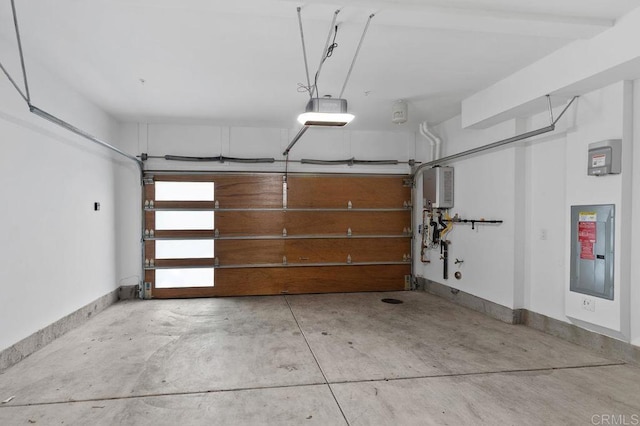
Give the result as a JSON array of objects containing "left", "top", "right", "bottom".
[{"left": 1, "top": 0, "right": 639, "bottom": 131}]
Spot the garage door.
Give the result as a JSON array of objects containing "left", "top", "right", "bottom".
[{"left": 143, "top": 173, "right": 412, "bottom": 298}]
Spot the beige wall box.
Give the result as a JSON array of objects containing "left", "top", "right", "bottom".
[{"left": 587, "top": 139, "right": 621, "bottom": 176}]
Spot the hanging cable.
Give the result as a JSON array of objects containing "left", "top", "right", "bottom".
[
  {"left": 312, "top": 25, "right": 339, "bottom": 99},
  {"left": 312, "top": 9, "right": 340, "bottom": 99}
]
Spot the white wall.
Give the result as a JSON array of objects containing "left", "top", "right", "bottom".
[
  {"left": 562, "top": 82, "right": 630, "bottom": 338},
  {"left": 123, "top": 123, "right": 417, "bottom": 175},
  {"left": 632, "top": 81, "right": 640, "bottom": 347},
  {"left": 421, "top": 80, "right": 639, "bottom": 346},
  {"left": 414, "top": 117, "right": 523, "bottom": 308},
  {"left": 0, "top": 38, "right": 125, "bottom": 352}
]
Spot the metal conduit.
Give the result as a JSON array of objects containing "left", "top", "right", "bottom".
[
  {"left": 2, "top": 2, "right": 143, "bottom": 172},
  {"left": 11, "top": 0, "right": 30, "bottom": 103},
  {"left": 414, "top": 125, "right": 554, "bottom": 173},
  {"left": 412, "top": 96, "right": 577, "bottom": 176},
  {"left": 301, "top": 158, "right": 399, "bottom": 166},
  {"left": 162, "top": 155, "right": 276, "bottom": 163},
  {"left": 0, "top": 60, "right": 28, "bottom": 102},
  {"left": 283, "top": 126, "right": 309, "bottom": 156},
  {"left": 1, "top": 0, "right": 147, "bottom": 299},
  {"left": 30, "top": 106, "right": 144, "bottom": 170},
  {"left": 410, "top": 96, "right": 577, "bottom": 284},
  {"left": 297, "top": 7, "right": 312, "bottom": 97},
  {"left": 339, "top": 13, "right": 375, "bottom": 99},
  {"left": 141, "top": 156, "right": 414, "bottom": 166}
]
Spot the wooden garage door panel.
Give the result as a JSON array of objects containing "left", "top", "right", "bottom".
[
  {"left": 150, "top": 174, "right": 282, "bottom": 208},
  {"left": 281, "top": 265, "right": 410, "bottom": 294},
  {"left": 213, "top": 175, "right": 283, "bottom": 208},
  {"left": 215, "top": 239, "right": 284, "bottom": 265},
  {"left": 152, "top": 201, "right": 214, "bottom": 209},
  {"left": 144, "top": 182, "right": 155, "bottom": 201},
  {"left": 287, "top": 176, "right": 410, "bottom": 209},
  {"left": 151, "top": 265, "right": 409, "bottom": 298},
  {"left": 154, "top": 259, "right": 215, "bottom": 267},
  {"left": 215, "top": 211, "right": 284, "bottom": 236},
  {"left": 145, "top": 240, "right": 156, "bottom": 259},
  {"left": 284, "top": 211, "right": 410, "bottom": 235},
  {"left": 145, "top": 211, "right": 155, "bottom": 230},
  {"left": 145, "top": 173, "right": 413, "bottom": 298},
  {"left": 284, "top": 238, "right": 410, "bottom": 263},
  {"left": 153, "top": 230, "right": 215, "bottom": 238},
  {"left": 147, "top": 238, "right": 410, "bottom": 266}
]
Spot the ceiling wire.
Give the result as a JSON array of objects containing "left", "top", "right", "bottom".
[
  {"left": 310, "top": 9, "right": 340, "bottom": 99},
  {"left": 312, "top": 25, "right": 339, "bottom": 99}
]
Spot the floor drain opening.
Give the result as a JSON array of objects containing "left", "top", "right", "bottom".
[{"left": 381, "top": 298, "right": 403, "bottom": 304}]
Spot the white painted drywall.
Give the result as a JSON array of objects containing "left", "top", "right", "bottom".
[
  {"left": 0, "top": 38, "right": 123, "bottom": 352},
  {"left": 126, "top": 123, "right": 417, "bottom": 175},
  {"left": 414, "top": 117, "right": 521, "bottom": 308},
  {"left": 631, "top": 80, "right": 640, "bottom": 347},
  {"left": 563, "top": 82, "right": 627, "bottom": 336},
  {"left": 424, "top": 80, "right": 638, "bottom": 345},
  {"left": 461, "top": 6, "right": 640, "bottom": 128}
]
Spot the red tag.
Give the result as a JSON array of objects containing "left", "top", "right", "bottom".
[{"left": 578, "top": 221, "right": 596, "bottom": 260}]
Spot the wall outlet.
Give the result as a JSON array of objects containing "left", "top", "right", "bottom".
[
  {"left": 581, "top": 297, "right": 595, "bottom": 312},
  {"left": 540, "top": 229, "right": 547, "bottom": 240}
]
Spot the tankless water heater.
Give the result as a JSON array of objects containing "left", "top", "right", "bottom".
[{"left": 423, "top": 167, "right": 454, "bottom": 209}]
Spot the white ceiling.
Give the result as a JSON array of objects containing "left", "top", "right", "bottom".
[{"left": 2, "top": 0, "right": 640, "bottom": 131}]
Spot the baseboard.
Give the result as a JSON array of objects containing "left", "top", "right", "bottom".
[
  {"left": 521, "top": 310, "right": 640, "bottom": 364},
  {"left": 118, "top": 284, "right": 139, "bottom": 300},
  {"left": 417, "top": 277, "right": 523, "bottom": 324},
  {"left": 0, "top": 288, "right": 122, "bottom": 372},
  {"left": 417, "top": 278, "right": 640, "bottom": 364}
]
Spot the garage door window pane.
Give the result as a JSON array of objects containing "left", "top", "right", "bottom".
[
  {"left": 155, "top": 211, "right": 214, "bottom": 230},
  {"left": 155, "top": 182, "right": 214, "bottom": 201},
  {"left": 156, "top": 268, "right": 214, "bottom": 288},
  {"left": 156, "top": 240, "right": 214, "bottom": 259}
]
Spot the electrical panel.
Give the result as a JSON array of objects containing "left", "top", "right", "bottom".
[
  {"left": 570, "top": 204, "right": 614, "bottom": 300},
  {"left": 423, "top": 167, "right": 454, "bottom": 209},
  {"left": 588, "top": 139, "right": 621, "bottom": 176}
]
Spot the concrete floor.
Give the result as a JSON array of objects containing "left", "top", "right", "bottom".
[{"left": 0, "top": 291, "right": 638, "bottom": 425}]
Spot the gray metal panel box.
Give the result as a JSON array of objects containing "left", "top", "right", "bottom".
[
  {"left": 570, "top": 204, "right": 614, "bottom": 300},
  {"left": 423, "top": 167, "right": 454, "bottom": 209},
  {"left": 588, "top": 139, "right": 621, "bottom": 176}
]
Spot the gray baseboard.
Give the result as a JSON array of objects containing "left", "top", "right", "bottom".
[
  {"left": 118, "top": 284, "right": 139, "bottom": 300},
  {"left": 417, "top": 277, "right": 639, "bottom": 364},
  {"left": 0, "top": 288, "right": 122, "bottom": 372},
  {"left": 418, "top": 277, "right": 523, "bottom": 324},
  {"left": 521, "top": 310, "right": 640, "bottom": 365}
]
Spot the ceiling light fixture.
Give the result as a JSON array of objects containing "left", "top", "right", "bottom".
[
  {"left": 297, "top": 97, "right": 354, "bottom": 127},
  {"left": 283, "top": 8, "right": 375, "bottom": 156}
]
